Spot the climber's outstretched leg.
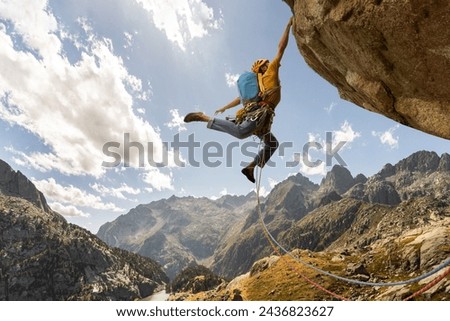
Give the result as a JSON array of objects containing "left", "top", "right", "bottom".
[
  {"left": 184, "top": 113, "right": 256, "bottom": 139},
  {"left": 207, "top": 118, "right": 257, "bottom": 139},
  {"left": 241, "top": 132, "right": 279, "bottom": 183}
]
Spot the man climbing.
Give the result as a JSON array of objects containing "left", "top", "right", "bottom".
[{"left": 184, "top": 17, "right": 293, "bottom": 183}]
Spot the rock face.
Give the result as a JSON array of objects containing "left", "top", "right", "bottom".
[
  {"left": 0, "top": 160, "right": 168, "bottom": 300},
  {"left": 364, "top": 181, "right": 401, "bottom": 205},
  {"left": 319, "top": 165, "right": 356, "bottom": 195},
  {"left": 285, "top": 0, "right": 450, "bottom": 139},
  {"left": 212, "top": 174, "right": 319, "bottom": 278},
  {"left": 0, "top": 159, "right": 50, "bottom": 213}
]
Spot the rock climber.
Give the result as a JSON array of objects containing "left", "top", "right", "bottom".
[{"left": 184, "top": 17, "right": 293, "bottom": 183}]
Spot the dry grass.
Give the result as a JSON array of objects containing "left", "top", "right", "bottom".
[{"left": 172, "top": 248, "right": 450, "bottom": 301}]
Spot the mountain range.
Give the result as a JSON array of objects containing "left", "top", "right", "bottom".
[
  {"left": 166, "top": 150, "right": 450, "bottom": 300},
  {"left": 97, "top": 192, "right": 257, "bottom": 279},
  {"left": 97, "top": 150, "right": 450, "bottom": 288},
  {"left": 1, "top": 150, "right": 449, "bottom": 300}
]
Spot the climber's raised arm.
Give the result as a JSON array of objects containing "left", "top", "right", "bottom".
[{"left": 274, "top": 17, "right": 293, "bottom": 63}]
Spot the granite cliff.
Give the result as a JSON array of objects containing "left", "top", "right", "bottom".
[
  {"left": 0, "top": 160, "right": 168, "bottom": 300},
  {"left": 0, "top": 159, "right": 50, "bottom": 213},
  {"left": 284, "top": 0, "right": 450, "bottom": 139}
]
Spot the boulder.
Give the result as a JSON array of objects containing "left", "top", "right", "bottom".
[
  {"left": 365, "top": 181, "right": 401, "bottom": 205},
  {"left": 286, "top": 0, "right": 450, "bottom": 139}
]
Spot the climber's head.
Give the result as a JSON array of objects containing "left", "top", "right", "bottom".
[{"left": 252, "top": 59, "right": 269, "bottom": 74}]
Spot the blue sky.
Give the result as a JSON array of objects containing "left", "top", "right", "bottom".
[{"left": 0, "top": 0, "right": 448, "bottom": 233}]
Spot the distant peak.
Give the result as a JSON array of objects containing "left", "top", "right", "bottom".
[
  {"left": 394, "top": 150, "right": 440, "bottom": 175},
  {"left": 438, "top": 153, "right": 450, "bottom": 171},
  {"left": 0, "top": 158, "right": 51, "bottom": 213},
  {"left": 320, "top": 165, "right": 355, "bottom": 195}
]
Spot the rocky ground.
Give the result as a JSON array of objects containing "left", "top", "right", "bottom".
[{"left": 169, "top": 215, "right": 450, "bottom": 301}]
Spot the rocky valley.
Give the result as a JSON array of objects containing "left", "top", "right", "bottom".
[
  {"left": 1, "top": 149, "right": 449, "bottom": 301},
  {"left": 0, "top": 159, "right": 168, "bottom": 300},
  {"left": 97, "top": 151, "right": 450, "bottom": 300}
]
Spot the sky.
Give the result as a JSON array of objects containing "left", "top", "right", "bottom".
[{"left": 0, "top": 0, "right": 448, "bottom": 233}]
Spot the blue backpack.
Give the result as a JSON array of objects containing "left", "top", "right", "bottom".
[{"left": 237, "top": 71, "right": 260, "bottom": 105}]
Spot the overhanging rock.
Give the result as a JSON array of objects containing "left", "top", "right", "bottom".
[{"left": 284, "top": 0, "right": 450, "bottom": 139}]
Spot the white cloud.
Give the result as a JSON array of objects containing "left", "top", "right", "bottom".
[
  {"left": 372, "top": 125, "right": 399, "bottom": 149},
  {"left": 297, "top": 121, "right": 360, "bottom": 177},
  {"left": 91, "top": 183, "right": 141, "bottom": 200},
  {"left": 136, "top": 107, "right": 146, "bottom": 114},
  {"left": 252, "top": 178, "right": 278, "bottom": 198},
  {"left": 143, "top": 168, "right": 174, "bottom": 191},
  {"left": 50, "top": 202, "right": 89, "bottom": 218},
  {"left": 123, "top": 31, "right": 134, "bottom": 49},
  {"left": 0, "top": 0, "right": 61, "bottom": 59},
  {"left": 165, "top": 109, "right": 186, "bottom": 132},
  {"left": 254, "top": 185, "right": 270, "bottom": 198},
  {"left": 33, "top": 178, "right": 124, "bottom": 212},
  {"left": 219, "top": 188, "right": 228, "bottom": 196},
  {"left": 324, "top": 102, "right": 337, "bottom": 114},
  {"left": 133, "top": 0, "right": 222, "bottom": 51},
  {"left": 307, "top": 132, "right": 321, "bottom": 144},
  {"left": 0, "top": 0, "right": 172, "bottom": 188},
  {"left": 225, "top": 73, "right": 239, "bottom": 88},
  {"left": 290, "top": 151, "right": 327, "bottom": 177},
  {"left": 210, "top": 187, "right": 229, "bottom": 200},
  {"left": 125, "top": 74, "right": 152, "bottom": 101},
  {"left": 299, "top": 159, "right": 327, "bottom": 176},
  {"left": 307, "top": 121, "right": 360, "bottom": 154},
  {"left": 332, "top": 121, "right": 361, "bottom": 147}
]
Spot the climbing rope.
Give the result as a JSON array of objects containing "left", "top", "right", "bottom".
[
  {"left": 403, "top": 266, "right": 450, "bottom": 301},
  {"left": 255, "top": 164, "right": 350, "bottom": 300},
  {"left": 254, "top": 136, "right": 450, "bottom": 298},
  {"left": 254, "top": 136, "right": 350, "bottom": 301}
]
